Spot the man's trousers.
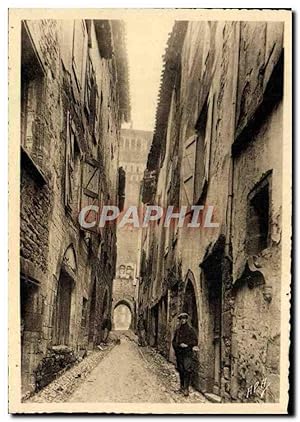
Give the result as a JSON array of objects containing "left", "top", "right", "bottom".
[{"left": 176, "top": 349, "right": 193, "bottom": 390}]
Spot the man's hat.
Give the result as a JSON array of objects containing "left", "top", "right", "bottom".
[{"left": 178, "top": 312, "right": 189, "bottom": 319}]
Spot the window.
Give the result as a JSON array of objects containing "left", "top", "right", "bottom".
[
  {"left": 182, "top": 94, "right": 214, "bottom": 206},
  {"left": 118, "top": 167, "right": 126, "bottom": 212},
  {"left": 81, "top": 158, "right": 101, "bottom": 227},
  {"left": 194, "top": 101, "right": 208, "bottom": 203},
  {"left": 137, "top": 139, "right": 141, "bottom": 150},
  {"left": 131, "top": 139, "right": 135, "bottom": 149},
  {"left": 65, "top": 113, "right": 81, "bottom": 213},
  {"left": 21, "top": 22, "right": 46, "bottom": 165},
  {"left": 182, "top": 135, "right": 197, "bottom": 206},
  {"left": 194, "top": 94, "right": 214, "bottom": 203},
  {"left": 246, "top": 173, "right": 271, "bottom": 255}
]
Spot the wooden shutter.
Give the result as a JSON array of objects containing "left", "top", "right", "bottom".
[
  {"left": 204, "top": 93, "right": 214, "bottom": 182},
  {"left": 182, "top": 135, "right": 197, "bottom": 206},
  {"left": 80, "top": 159, "right": 100, "bottom": 229}
]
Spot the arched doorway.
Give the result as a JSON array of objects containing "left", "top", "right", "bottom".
[
  {"left": 53, "top": 245, "right": 77, "bottom": 346},
  {"left": 183, "top": 277, "right": 199, "bottom": 334},
  {"left": 113, "top": 303, "right": 132, "bottom": 330},
  {"left": 182, "top": 273, "right": 200, "bottom": 390},
  {"left": 200, "top": 235, "right": 225, "bottom": 396}
]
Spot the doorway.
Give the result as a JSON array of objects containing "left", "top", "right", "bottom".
[
  {"left": 202, "top": 258, "right": 223, "bottom": 396},
  {"left": 53, "top": 270, "right": 73, "bottom": 346},
  {"left": 20, "top": 277, "right": 40, "bottom": 394},
  {"left": 183, "top": 278, "right": 199, "bottom": 334},
  {"left": 209, "top": 278, "right": 222, "bottom": 395}
]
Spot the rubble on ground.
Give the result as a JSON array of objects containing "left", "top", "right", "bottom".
[
  {"left": 139, "top": 346, "right": 207, "bottom": 403},
  {"left": 25, "top": 343, "right": 115, "bottom": 403}
]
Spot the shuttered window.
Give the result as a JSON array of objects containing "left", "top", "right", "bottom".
[
  {"left": 182, "top": 135, "right": 197, "bottom": 206},
  {"left": 194, "top": 94, "right": 214, "bottom": 203},
  {"left": 203, "top": 93, "right": 214, "bottom": 182},
  {"left": 182, "top": 94, "right": 214, "bottom": 206},
  {"left": 81, "top": 159, "right": 101, "bottom": 229}
]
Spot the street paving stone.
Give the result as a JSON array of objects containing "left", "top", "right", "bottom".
[
  {"left": 26, "top": 335, "right": 207, "bottom": 404},
  {"left": 69, "top": 336, "right": 207, "bottom": 403}
]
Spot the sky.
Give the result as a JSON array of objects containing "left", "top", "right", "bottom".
[{"left": 123, "top": 16, "right": 174, "bottom": 132}]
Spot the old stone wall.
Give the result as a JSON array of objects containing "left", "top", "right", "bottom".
[
  {"left": 20, "top": 19, "right": 129, "bottom": 396},
  {"left": 138, "top": 20, "right": 283, "bottom": 403},
  {"left": 231, "top": 101, "right": 283, "bottom": 402}
]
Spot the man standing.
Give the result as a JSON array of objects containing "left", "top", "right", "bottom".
[{"left": 172, "top": 312, "right": 198, "bottom": 396}]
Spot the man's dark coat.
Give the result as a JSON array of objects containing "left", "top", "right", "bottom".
[
  {"left": 172, "top": 322, "right": 198, "bottom": 390},
  {"left": 172, "top": 323, "right": 198, "bottom": 353}
]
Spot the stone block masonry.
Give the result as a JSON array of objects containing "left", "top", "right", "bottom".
[
  {"left": 20, "top": 18, "right": 130, "bottom": 396},
  {"left": 138, "top": 20, "right": 283, "bottom": 403}
]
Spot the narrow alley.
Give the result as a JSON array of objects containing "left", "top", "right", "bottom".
[
  {"left": 18, "top": 13, "right": 286, "bottom": 408},
  {"left": 27, "top": 333, "right": 207, "bottom": 404},
  {"left": 70, "top": 337, "right": 174, "bottom": 403}
]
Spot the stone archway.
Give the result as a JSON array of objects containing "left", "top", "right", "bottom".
[
  {"left": 183, "top": 276, "right": 199, "bottom": 334},
  {"left": 181, "top": 270, "right": 201, "bottom": 390},
  {"left": 112, "top": 298, "right": 134, "bottom": 330},
  {"left": 182, "top": 270, "right": 200, "bottom": 334}
]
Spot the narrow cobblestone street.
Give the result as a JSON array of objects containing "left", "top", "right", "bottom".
[
  {"left": 70, "top": 337, "right": 172, "bottom": 403},
  {"left": 27, "top": 333, "right": 207, "bottom": 404},
  {"left": 70, "top": 335, "right": 206, "bottom": 403},
  {"left": 16, "top": 14, "right": 287, "bottom": 411}
]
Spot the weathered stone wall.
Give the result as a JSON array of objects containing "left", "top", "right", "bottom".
[
  {"left": 231, "top": 101, "right": 283, "bottom": 402},
  {"left": 20, "top": 19, "right": 128, "bottom": 396},
  {"left": 20, "top": 168, "right": 51, "bottom": 278},
  {"left": 138, "top": 20, "right": 283, "bottom": 403}
]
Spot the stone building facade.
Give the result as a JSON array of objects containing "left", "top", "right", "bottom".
[
  {"left": 20, "top": 19, "right": 130, "bottom": 395},
  {"left": 138, "top": 21, "right": 284, "bottom": 403},
  {"left": 112, "top": 128, "right": 152, "bottom": 330}
]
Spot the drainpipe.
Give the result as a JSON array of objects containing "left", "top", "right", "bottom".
[{"left": 225, "top": 22, "right": 241, "bottom": 257}]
